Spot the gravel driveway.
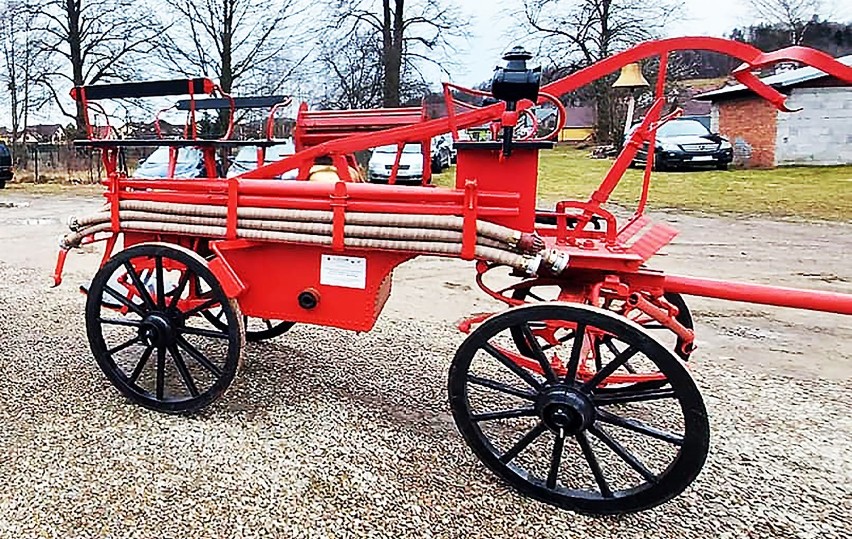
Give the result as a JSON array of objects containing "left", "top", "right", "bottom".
[{"left": 0, "top": 193, "right": 849, "bottom": 538}]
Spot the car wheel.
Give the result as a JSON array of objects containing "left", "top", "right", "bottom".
[
  {"left": 715, "top": 162, "right": 729, "bottom": 171},
  {"left": 0, "top": 178, "right": 5, "bottom": 189}
]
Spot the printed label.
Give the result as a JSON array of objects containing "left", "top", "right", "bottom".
[{"left": 320, "top": 254, "right": 367, "bottom": 289}]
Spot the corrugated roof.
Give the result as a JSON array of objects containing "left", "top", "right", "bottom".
[{"left": 694, "top": 54, "right": 852, "bottom": 101}]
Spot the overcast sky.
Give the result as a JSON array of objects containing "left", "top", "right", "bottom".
[{"left": 448, "top": 0, "right": 852, "bottom": 87}]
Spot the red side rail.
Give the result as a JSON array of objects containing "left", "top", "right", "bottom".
[{"left": 294, "top": 106, "right": 428, "bottom": 149}]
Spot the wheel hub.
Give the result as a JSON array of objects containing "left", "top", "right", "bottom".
[
  {"left": 139, "top": 313, "right": 175, "bottom": 347},
  {"left": 537, "top": 386, "right": 595, "bottom": 434}
]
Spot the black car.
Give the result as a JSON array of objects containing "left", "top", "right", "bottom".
[
  {"left": 0, "top": 142, "right": 13, "bottom": 188},
  {"left": 627, "top": 118, "right": 734, "bottom": 171}
]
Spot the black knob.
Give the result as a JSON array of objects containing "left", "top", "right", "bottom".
[{"left": 503, "top": 46, "right": 533, "bottom": 68}]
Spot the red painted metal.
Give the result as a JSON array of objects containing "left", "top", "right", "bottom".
[
  {"left": 665, "top": 275, "right": 852, "bottom": 315},
  {"left": 637, "top": 51, "right": 668, "bottom": 215},
  {"left": 454, "top": 144, "right": 540, "bottom": 233},
  {"left": 266, "top": 97, "right": 293, "bottom": 139},
  {"left": 213, "top": 240, "right": 412, "bottom": 331}
]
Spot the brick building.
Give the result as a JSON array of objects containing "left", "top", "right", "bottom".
[{"left": 695, "top": 55, "right": 851, "bottom": 168}]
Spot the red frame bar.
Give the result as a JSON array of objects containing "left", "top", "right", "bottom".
[{"left": 665, "top": 275, "right": 852, "bottom": 315}]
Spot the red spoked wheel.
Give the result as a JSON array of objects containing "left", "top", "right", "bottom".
[
  {"left": 448, "top": 303, "right": 709, "bottom": 515},
  {"left": 85, "top": 243, "right": 244, "bottom": 414}
]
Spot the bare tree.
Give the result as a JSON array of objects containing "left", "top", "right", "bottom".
[
  {"left": 32, "top": 0, "right": 164, "bottom": 134},
  {"left": 0, "top": 0, "right": 48, "bottom": 149},
  {"left": 317, "top": 29, "right": 384, "bottom": 109},
  {"left": 517, "top": 0, "right": 681, "bottom": 143},
  {"left": 747, "top": 0, "right": 823, "bottom": 45},
  {"left": 158, "top": 0, "right": 311, "bottom": 130},
  {"left": 330, "top": 0, "right": 468, "bottom": 108}
]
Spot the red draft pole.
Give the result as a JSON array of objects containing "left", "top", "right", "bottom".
[{"left": 664, "top": 275, "right": 852, "bottom": 315}]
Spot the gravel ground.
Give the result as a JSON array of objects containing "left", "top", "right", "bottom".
[
  {"left": 0, "top": 193, "right": 850, "bottom": 538},
  {"left": 1, "top": 265, "right": 850, "bottom": 538}
]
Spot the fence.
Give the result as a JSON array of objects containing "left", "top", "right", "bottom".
[{"left": 10, "top": 143, "right": 165, "bottom": 184}]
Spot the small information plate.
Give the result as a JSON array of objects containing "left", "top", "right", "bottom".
[{"left": 320, "top": 255, "right": 367, "bottom": 289}]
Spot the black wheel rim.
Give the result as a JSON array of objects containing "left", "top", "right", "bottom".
[
  {"left": 448, "top": 303, "right": 709, "bottom": 515},
  {"left": 202, "top": 308, "right": 294, "bottom": 343},
  {"left": 86, "top": 244, "right": 242, "bottom": 414}
]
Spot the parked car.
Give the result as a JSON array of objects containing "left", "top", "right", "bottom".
[
  {"left": 226, "top": 140, "right": 298, "bottom": 180},
  {"left": 367, "top": 139, "right": 452, "bottom": 184},
  {"left": 0, "top": 142, "right": 13, "bottom": 188},
  {"left": 431, "top": 136, "right": 452, "bottom": 171},
  {"left": 133, "top": 146, "right": 224, "bottom": 178},
  {"left": 367, "top": 143, "right": 421, "bottom": 183},
  {"left": 627, "top": 118, "right": 734, "bottom": 170}
]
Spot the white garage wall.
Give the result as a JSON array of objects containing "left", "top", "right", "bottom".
[
  {"left": 775, "top": 87, "right": 852, "bottom": 166},
  {"left": 710, "top": 102, "right": 720, "bottom": 133}
]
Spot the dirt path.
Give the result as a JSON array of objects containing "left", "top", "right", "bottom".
[{"left": 2, "top": 192, "right": 850, "bottom": 381}]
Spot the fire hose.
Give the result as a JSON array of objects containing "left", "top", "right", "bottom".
[{"left": 61, "top": 202, "right": 568, "bottom": 275}]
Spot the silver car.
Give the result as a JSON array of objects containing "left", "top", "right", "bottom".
[
  {"left": 367, "top": 143, "right": 426, "bottom": 184},
  {"left": 367, "top": 138, "right": 451, "bottom": 184},
  {"left": 226, "top": 140, "right": 298, "bottom": 180}
]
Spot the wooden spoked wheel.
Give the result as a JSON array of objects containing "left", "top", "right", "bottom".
[
  {"left": 86, "top": 243, "right": 243, "bottom": 414},
  {"left": 448, "top": 304, "right": 709, "bottom": 514}
]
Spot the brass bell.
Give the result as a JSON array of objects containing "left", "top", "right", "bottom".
[{"left": 612, "top": 62, "right": 650, "bottom": 89}]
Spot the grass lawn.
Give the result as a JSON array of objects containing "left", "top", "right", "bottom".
[
  {"left": 3, "top": 182, "right": 103, "bottom": 197},
  {"left": 435, "top": 146, "right": 852, "bottom": 221}
]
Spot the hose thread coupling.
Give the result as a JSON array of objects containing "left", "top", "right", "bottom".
[
  {"left": 59, "top": 236, "right": 74, "bottom": 251},
  {"left": 522, "top": 254, "right": 542, "bottom": 276},
  {"left": 542, "top": 249, "right": 570, "bottom": 274}
]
